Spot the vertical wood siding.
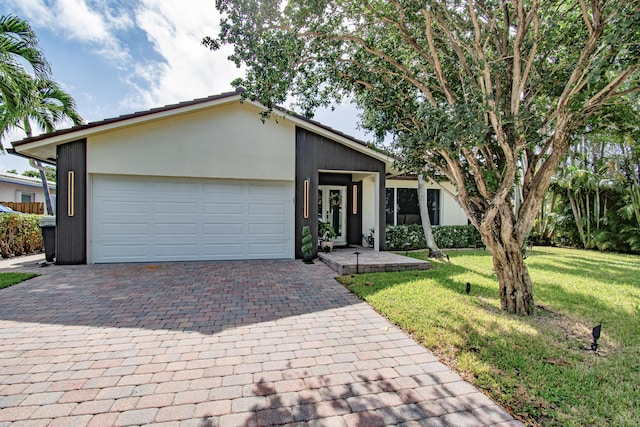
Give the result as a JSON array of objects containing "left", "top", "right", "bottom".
[
  {"left": 56, "top": 139, "right": 87, "bottom": 264},
  {"left": 295, "top": 127, "right": 386, "bottom": 258}
]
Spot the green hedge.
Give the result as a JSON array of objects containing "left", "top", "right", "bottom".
[
  {"left": 0, "top": 214, "right": 44, "bottom": 259},
  {"left": 385, "top": 224, "right": 484, "bottom": 250}
]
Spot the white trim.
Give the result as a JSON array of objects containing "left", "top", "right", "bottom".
[
  {"left": 374, "top": 172, "right": 380, "bottom": 251},
  {"left": 14, "top": 95, "right": 396, "bottom": 170}
]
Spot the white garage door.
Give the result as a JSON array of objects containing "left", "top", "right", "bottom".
[{"left": 91, "top": 175, "right": 294, "bottom": 263}]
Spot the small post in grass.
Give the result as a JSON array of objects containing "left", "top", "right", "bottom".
[
  {"left": 354, "top": 251, "right": 361, "bottom": 274},
  {"left": 583, "top": 324, "right": 602, "bottom": 352},
  {"left": 591, "top": 324, "right": 601, "bottom": 351}
]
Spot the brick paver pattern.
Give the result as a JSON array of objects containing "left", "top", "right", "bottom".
[{"left": 0, "top": 260, "right": 522, "bottom": 426}]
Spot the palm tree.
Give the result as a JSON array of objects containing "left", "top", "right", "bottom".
[
  {"left": 1, "top": 14, "right": 83, "bottom": 215},
  {"left": 0, "top": 14, "right": 51, "bottom": 144}
]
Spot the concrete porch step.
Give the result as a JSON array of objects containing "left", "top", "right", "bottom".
[{"left": 318, "top": 247, "right": 431, "bottom": 275}]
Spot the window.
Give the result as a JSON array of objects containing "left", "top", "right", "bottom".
[
  {"left": 427, "top": 189, "right": 440, "bottom": 226},
  {"left": 385, "top": 188, "right": 395, "bottom": 225},
  {"left": 397, "top": 188, "right": 421, "bottom": 224},
  {"left": 385, "top": 187, "right": 440, "bottom": 226},
  {"left": 18, "top": 192, "right": 35, "bottom": 203}
]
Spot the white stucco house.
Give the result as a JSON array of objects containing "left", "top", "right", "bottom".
[
  {"left": 10, "top": 90, "right": 468, "bottom": 264},
  {"left": 0, "top": 171, "right": 56, "bottom": 206}
]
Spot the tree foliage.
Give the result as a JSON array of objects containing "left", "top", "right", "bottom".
[
  {"left": 22, "top": 167, "right": 56, "bottom": 183},
  {"left": 535, "top": 104, "right": 640, "bottom": 252},
  {"left": 207, "top": 0, "right": 639, "bottom": 315},
  {"left": 0, "top": 14, "right": 82, "bottom": 146}
]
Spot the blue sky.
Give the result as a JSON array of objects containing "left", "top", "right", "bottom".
[{"left": 0, "top": 0, "right": 365, "bottom": 173}]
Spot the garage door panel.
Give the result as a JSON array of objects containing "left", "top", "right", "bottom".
[
  {"left": 248, "top": 243, "right": 287, "bottom": 256},
  {"left": 203, "top": 243, "right": 244, "bottom": 258},
  {"left": 153, "top": 223, "right": 199, "bottom": 236},
  {"left": 101, "top": 223, "right": 149, "bottom": 237},
  {"left": 103, "top": 201, "right": 149, "bottom": 214},
  {"left": 248, "top": 223, "right": 286, "bottom": 236},
  {"left": 202, "top": 223, "right": 244, "bottom": 235},
  {"left": 203, "top": 203, "right": 244, "bottom": 214},
  {"left": 100, "top": 244, "right": 149, "bottom": 259},
  {"left": 92, "top": 175, "right": 293, "bottom": 263},
  {"left": 154, "top": 243, "right": 199, "bottom": 257},
  {"left": 248, "top": 202, "right": 287, "bottom": 216},
  {"left": 155, "top": 202, "right": 200, "bottom": 214}
]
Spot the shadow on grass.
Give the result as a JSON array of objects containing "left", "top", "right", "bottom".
[{"left": 339, "top": 249, "right": 640, "bottom": 426}]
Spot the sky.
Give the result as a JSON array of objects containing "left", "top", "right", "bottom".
[{"left": 0, "top": 0, "right": 366, "bottom": 173}]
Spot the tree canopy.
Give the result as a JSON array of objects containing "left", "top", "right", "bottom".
[{"left": 208, "top": 0, "right": 639, "bottom": 314}]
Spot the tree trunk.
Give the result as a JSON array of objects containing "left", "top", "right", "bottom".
[
  {"left": 417, "top": 174, "right": 443, "bottom": 258},
  {"left": 38, "top": 166, "right": 54, "bottom": 216},
  {"left": 491, "top": 238, "right": 534, "bottom": 315},
  {"left": 480, "top": 206, "right": 534, "bottom": 316}
]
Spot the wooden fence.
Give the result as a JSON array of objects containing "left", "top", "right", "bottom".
[{"left": 0, "top": 202, "right": 45, "bottom": 214}]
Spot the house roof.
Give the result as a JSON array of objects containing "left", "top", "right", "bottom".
[
  {"left": 10, "top": 89, "right": 397, "bottom": 169},
  {"left": 0, "top": 171, "right": 56, "bottom": 190}
]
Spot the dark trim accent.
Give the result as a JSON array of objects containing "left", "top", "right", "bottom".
[
  {"left": 56, "top": 139, "right": 87, "bottom": 265},
  {"left": 295, "top": 127, "right": 386, "bottom": 258}
]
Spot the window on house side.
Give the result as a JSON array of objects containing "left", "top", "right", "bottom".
[
  {"left": 19, "top": 192, "right": 34, "bottom": 203},
  {"left": 385, "top": 188, "right": 441, "bottom": 226}
]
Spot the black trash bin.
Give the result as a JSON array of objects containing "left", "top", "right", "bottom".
[{"left": 40, "top": 216, "right": 56, "bottom": 262}]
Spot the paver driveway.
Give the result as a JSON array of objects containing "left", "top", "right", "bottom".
[{"left": 0, "top": 260, "right": 521, "bottom": 426}]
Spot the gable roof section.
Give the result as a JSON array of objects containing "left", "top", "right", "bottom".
[{"left": 11, "top": 89, "right": 396, "bottom": 169}]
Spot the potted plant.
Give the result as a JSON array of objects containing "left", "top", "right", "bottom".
[
  {"left": 301, "top": 225, "right": 314, "bottom": 263},
  {"left": 318, "top": 220, "right": 337, "bottom": 252},
  {"left": 365, "top": 228, "right": 375, "bottom": 248}
]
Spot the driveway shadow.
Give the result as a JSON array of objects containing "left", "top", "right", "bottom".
[{"left": 0, "top": 260, "right": 359, "bottom": 335}]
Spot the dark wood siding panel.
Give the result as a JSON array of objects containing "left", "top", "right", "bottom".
[
  {"left": 295, "top": 128, "right": 318, "bottom": 257},
  {"left": 56, "top": 139, "right": 87, "bottom": 264},
  {"left": 295, "top": 127, "right": 386, "bottom": 257}
]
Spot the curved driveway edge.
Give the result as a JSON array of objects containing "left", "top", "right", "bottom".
[{"left": 0, "top": 260, "right": 522, "bottom": 426}]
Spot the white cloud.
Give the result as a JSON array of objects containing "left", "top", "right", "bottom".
[
  {"left": 125, "top": 0, "right": 241, "bottom": 109},
  {"left": 6, "top": 0, "right": 132, "bottom": 62}
]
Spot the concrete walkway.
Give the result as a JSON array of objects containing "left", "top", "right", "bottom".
[{"left": 0, "top": 260, "right": 522, "bottom": 426}]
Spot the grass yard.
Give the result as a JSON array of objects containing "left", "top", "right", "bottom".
[
  {"left": 338, "top": 247, "right": 640, "bottom": 426},
  {"left": 0, "top": 272, "right": 38, "bottom": 290}
]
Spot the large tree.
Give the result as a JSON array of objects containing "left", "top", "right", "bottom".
[{"left": 207, "top": 0, "right": 639, "bottom": 315}]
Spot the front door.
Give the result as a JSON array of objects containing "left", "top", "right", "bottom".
[{"left": 318, "top": 185, "right": 347, "bottom": 246}]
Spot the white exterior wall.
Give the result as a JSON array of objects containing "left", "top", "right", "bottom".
[
  {"left": 439, "top": 181, "right": 468, "bottom": 226},
  {"left": 0, "top": 182, "right": 55, "bottom": 203},
  {"left": 386, "top": 178, "right": 468, "bottom": 226},
  {"left": 361, "top": 176, "right": 377, "bottom": 244},
  {"left": 86, "top": 102, "right": 296, "bottom": 181}
]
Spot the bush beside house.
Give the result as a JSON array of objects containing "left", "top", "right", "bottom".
[
  {"left": 0, "top": 214, "right": 44, "bottom": 258},
  {"left": 386, "top": 224, "right": 483, "bottom": 250}
]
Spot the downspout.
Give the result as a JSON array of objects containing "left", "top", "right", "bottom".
[{"left": 29, "top": 159, "right": 54, "bottom": 216}]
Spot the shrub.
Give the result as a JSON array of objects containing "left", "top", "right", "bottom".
[
  {"left": 385, "top": 224, "right": 483, "bottom": 250},
  {"left": 0, "top": 214, "right": 44, "bottom": 259},
  {"left": 301, "top": 225, "right": 313, "bottom": 257}
]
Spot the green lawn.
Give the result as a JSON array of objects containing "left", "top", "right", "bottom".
[
  {"left": 0, "top": 272, "right": 38, "bottom": 290},
  {"left": 338, "top": 247, "right": 640, "bottom": 427}
]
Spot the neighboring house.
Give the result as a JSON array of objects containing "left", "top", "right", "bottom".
[
  {"left": 0, "top": 171, "right": 56, "bottom": 206},
  {"left": 11, "top": 90, "right": 467, "bottom": 265}
]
